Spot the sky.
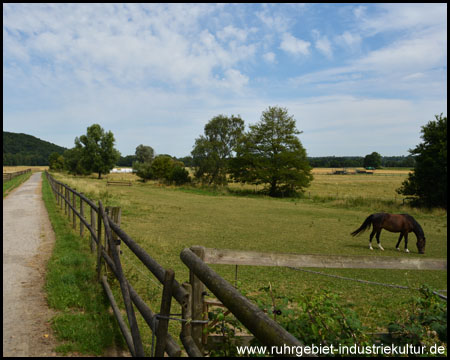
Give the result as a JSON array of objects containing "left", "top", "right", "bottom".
[{"left": 3, "top": 3, "right": 447, "bottom": 158}]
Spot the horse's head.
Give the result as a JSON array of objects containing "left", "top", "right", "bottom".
[{"left": 416, "top": 237, "right": 426, "bottom": 254}]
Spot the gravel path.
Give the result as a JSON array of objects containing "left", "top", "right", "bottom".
[{"left": 3, "top": 172, "right": 58, "bottom": 356}]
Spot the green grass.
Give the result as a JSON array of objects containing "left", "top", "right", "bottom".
[
  {"left": 3, "top": 171, "right": 33, "bottom": 197},
  {"left": 41, "top": 174, "right": 124, "bottom": 355},
  {"left": 49, "top": 170, "right": 447, "bottom": 351}
]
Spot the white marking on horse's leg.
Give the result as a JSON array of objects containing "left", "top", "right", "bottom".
[
  {"left": 378, "top": 244, "right": 384, "bottom": 251},
  {"left": 405, "top": 248, "right": 410, "bottom": 253},
  {"left": 396, "top": 247, "right": 400, "bottom": 251},
  {"left": 369, "top": 245, "right": 373, "bottom": 250}
]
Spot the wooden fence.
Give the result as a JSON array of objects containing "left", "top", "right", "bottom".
[
  {"left": 44, "top": 172, "right": 446, "bottom": 357},
  {"left": 3, "top": 168, "right": 31, "bottom": 182},
  {"left": 44, "top": 172, "right": 308, "bottom": 357}
]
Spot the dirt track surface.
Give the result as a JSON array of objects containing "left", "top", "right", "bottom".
[{"left": 3, "top": 172, "right": 58, "bottom": 356}]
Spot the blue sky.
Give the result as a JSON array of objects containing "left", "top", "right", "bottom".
[{"left": 3, "top": 3, "right": 447, "bottom": 158}]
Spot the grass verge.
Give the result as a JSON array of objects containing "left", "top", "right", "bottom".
[
  {"left": 41, "top": 173, "right": 124, "bottom": 355},
  {"left": 3, "top": 171, "right": 33, "bottom": 197}
]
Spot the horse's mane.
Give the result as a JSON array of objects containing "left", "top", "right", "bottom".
[{"left": 402, "top": 213, "right": 425, "bottom": 238}]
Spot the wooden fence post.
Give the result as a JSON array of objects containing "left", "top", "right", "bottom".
[
  {"left": 190, "top": 246, "right": 205, "bottom": 354},
  {"left": 72, "top": 189, "right": 77, "bottom": 229},
  {"left": 90, "top": 207, "right": 96, "bottom": 253},
  {"left": 96, "top": 204, "right": 103, "bottom": 281},
  {"left": 80, "top": 196, "right": 84, "bottom": 237},
  {"left": 155, "top": 269, "right": 175, "bottom": 357},
  {"left": 60, "top": 184, "right": 63, "bottom": 210},
  {"left": 64, "top": 187, "right": 68, "bottom": 215}
]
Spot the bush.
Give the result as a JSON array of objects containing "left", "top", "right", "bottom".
[{"left": 169, "top": 165, "right": 190, "bottom": 185}]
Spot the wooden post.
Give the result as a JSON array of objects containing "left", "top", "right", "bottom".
[
  {"left": 67, "top": 188, "right": 71, "bottom": 221},
  {"left": 64, "top": 187, "right": 68, "bottom": 215},
  {"left": 110, "top": 207, "right": 121, "bottom": 254},
  {"left": 105, "top": 207, "right": 121, "bottom": 275},
  {"left": 72, "top": 189, "right": 77, "bottom": 229},
  {"left": 155, "top": 269, "right": 175, "bottom": 357},
  {"left": 60, "top": 184, "right": 63, "bottom": 210},
  {"left": 181, "top": 283, "right": 193, "bottom": 339},
  {"left": 190, "top": 246, "right": 205, "bottom": 354},
  {"left": 80, "top": 196, "right": 84, "bottom": 237},
  {"left": 180, "top": 283, "right": 203, "bottom": 357},
  {"left": 96, "top": 205, "right": 103, "bottom": 281},
  {"left": 90, "top": 207, "right": 96, "bottom": 253}
]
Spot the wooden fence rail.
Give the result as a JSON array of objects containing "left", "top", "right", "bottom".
[
  {"left": 202, "top": 247, "right": 447, "bottom": 271},
  {"left": 3, "top": 168, "right": 31, "bottom": 182}
]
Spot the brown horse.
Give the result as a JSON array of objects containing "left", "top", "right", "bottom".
[{"left": 350, "top": 213, "right": 426, "bottom": 254}]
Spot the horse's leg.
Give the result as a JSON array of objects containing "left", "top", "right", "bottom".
[
  {"left": 376, "top": 230, "right": 384, "bottom": 251},
  {"left": 395, "top": 233, "right": 403, "bottom": 251},
  {"left": 369, "top": 229, "right": 376, "bottom": 250},
  {"left": 404, "top": 233, "right": 410, "bottom": 253}
]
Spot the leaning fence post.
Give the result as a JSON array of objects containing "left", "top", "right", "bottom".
[
  {"left": 100, "top": 200, "right": 145, "bottom": 357},
  {"left": 155, "top": 269, "right": 175, "bottom": 357},
  {"left": 190, "top": 246, "right": 205, "bottom": 354}
]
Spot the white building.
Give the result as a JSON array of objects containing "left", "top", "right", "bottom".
[{"left": 110, "top": 168, "right": 134, "bottom": 173}]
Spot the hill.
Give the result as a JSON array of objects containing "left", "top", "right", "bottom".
[{"left": 3, "top": 132, "right": 67, "bottom": 166}]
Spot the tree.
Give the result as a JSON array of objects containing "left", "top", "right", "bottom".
[
  {"left": 135, "top": 144, "right": 154, "bottom": 163},
  {"left": 64, "top": 147, "right": 90, "bottom": 175},
  {"left": 133, "top": 144, "right": 155, "bottom": 182},
  {"left": 397, "top": 114, "right": 447, "bottom": 208},
  {"left": 74, "top": 124, "right": 121, "bottom": 179},
  {"left": 363, "top": 152, "right": 382, "bottom": 169},
  {"left": 191, "top": 115, "right": 244, "bottom": 185},
  {"left": 48, "top": 152, "right": 64, "bottom": 171},
  {"left": 231, "top": 106, "right": 313, "bottom": 197},
  {"left": 134, "top": 162, "right": 154, "bottom": 182}
]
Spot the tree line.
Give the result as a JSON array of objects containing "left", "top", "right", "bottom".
[{"left": 48, "top": 111, "right": 446, "bottom": 207}]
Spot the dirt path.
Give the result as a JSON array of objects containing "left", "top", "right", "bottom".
[{"left": 3, "top": 172, "right": 58, "bottom": 357}]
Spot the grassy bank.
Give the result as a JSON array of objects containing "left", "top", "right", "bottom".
[
  {"left": 3, "top": 171, "right": 33, "bottom": 197},
  {"left": 41, "top": 173, "right": 124, "bottom": 355}
]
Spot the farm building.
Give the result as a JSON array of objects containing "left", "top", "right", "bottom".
[{"left": 110, "top": 167, "right": 134, "bottom": 173}]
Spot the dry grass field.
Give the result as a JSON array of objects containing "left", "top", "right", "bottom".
[{"left": 3, "top": 166, "right": 49, "bottom": 173}]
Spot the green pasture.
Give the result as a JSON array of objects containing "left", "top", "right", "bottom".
[{"left": 50, "top": 170, "right": 447, "bottom": 354}]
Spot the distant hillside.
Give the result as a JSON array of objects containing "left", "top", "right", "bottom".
[{"left": 3, "top": 132, "right": 67, "bottom": 166}]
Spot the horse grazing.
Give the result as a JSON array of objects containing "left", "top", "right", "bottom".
[{"left": 350, "top": 213, "right": 426, "bottom": 254}]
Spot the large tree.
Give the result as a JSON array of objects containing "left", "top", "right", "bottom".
[
  {"left": 363, "top": 152, "right": 382, "bottom": 169},
  {"left": 133, "top": 144, "right": 155, "bottom": 182},
  {"left": 191, "top": 114, "right": 244, "bottom": 185},
  {"left": 397, "top": 114, "right": 447, "bottom": 208},
  {"left": 75, "top": 124, "right": 120, "bottom": 179},
  {"left": 231, "top": 106, "right": 313, "bottom": 197}
]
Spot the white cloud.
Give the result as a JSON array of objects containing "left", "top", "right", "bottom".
[
  {"left": 312, "top": 30, "right": 332, "bottom": 58},
  {"left": 358, "top": 3, "right": 447, "bottom": 35},
  {"left": 280, "top": 33, "right": 311, "bottom": 56},
  {"left": 335, "top": 31, "right": 362, "bottom": 51},
  {"left": 263, "top": 52, "right": 276, "bottom": 63}
]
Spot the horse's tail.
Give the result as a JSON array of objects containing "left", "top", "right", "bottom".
[{"left": 350, "top": 214, "right": 373, "bottom": 236}]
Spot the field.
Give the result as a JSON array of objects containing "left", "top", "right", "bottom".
[
  {"left": 47, "top": 168, "right": 446, "bottom": 352},
  {"left": 3, "top": 166, "right": 49, "bottom": 173}
]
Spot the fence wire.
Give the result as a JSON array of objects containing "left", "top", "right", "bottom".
[{"left": 287, "top": 266, "right": 447, "bottom": 301}]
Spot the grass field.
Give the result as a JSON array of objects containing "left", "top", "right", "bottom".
[
  {"left": 48, "top": 168, "right": 446, "bottom": 354},
  {"left": 3, "top": 165, "right": 49, "bottom": 173}
]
